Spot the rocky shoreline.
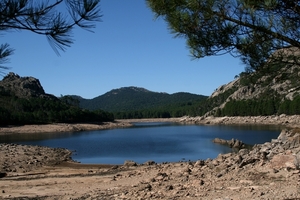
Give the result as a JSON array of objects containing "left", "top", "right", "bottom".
[
  {"left": 0, "top": 143, "right": 73, "bottom": 174},
  {"left": 0, "top": 116, "right": 300, "bottom": 199},
  {"left": 179, "top": 114, "right": 300, "bottom": 128}
]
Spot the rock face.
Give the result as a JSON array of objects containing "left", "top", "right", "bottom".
[
  {"left": 207, "top": 47, "right": 300, "bottom": 115},
  {"left": 0, "top": 72, "right": 56, "bottom": 99}
]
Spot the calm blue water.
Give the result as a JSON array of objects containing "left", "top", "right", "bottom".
[{"left": 0, "top": 123, "right": 281, "bottom": 164}]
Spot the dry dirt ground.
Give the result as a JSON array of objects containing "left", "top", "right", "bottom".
[{"left": 0, "top": 116, "right": 300, "bottom": 200}]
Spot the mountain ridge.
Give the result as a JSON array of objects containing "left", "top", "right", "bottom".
[
  {"left": 75, "top": 86, "right": 207, "bottom": 112},
  {"left": 3, "top": 46, "right": 300, "bottom": 121}
]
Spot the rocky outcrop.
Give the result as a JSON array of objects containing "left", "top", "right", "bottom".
[
  {"left": 213, "top": 138, "right": 246, "bottom": 149},
  {"left": 211, "top": 128, "right": 300, "bottom": 171},
  {"left": 207, "top": 47, "right": 300, "bottom": 115},
  {"left": 0, "top": 72, "right": 56, "bottom": 99}
]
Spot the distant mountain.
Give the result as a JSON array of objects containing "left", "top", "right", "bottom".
[{"left": 76, "top": 86, "right": 207, "bottom": 112}]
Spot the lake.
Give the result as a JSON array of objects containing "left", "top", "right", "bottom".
[{"left": 0, "top": 122, "right": 281, "bottom": 164}]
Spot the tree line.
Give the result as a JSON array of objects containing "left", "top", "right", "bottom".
[
  {"left": 0, "top": 95, "right": 114, "bottom": 126},
  {"left": 215, "top": 96, "right": 300, "bottom": 117},
  {"left": 113, "top": 101, "right": 199, "bottom": 119},
  {"left": 2, "top": 88, "right": 300, "bottom": 125}
]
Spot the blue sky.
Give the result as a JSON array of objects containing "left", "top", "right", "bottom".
[{"left": 3, "top": 0, "right": 244, "bottom": 99}]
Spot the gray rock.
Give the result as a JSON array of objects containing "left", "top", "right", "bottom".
[
  {"left": 277, "top": 129, "right": 289, "bottom": 142},
  {"left": 213, "top": 138, "right": 246, "bottom": 149},
  {"left": 182, "top": 167, "right": 191, "bottom": 174},
  {"left": 144, "top": 160, "right": 156, "bottom": 166},
  {"left": 124, "top": 160, "right": 137, "bottom": 167},
  {"left": 165, "top": 185, "right": 174, "bottom": 190},
  {"left": 194, "top": 160, "right": 205, "bottom": 167},
  {"left": 238, "top": 149, "right": 250, "bottom": 157},
  {"left": 0, "top": 72, "right": 56, "bottom": 99}
]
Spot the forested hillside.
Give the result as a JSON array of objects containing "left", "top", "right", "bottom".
[
  {"left": 4, "top": 51, "right": 300, "bottom": 124},
  {"left": 75, "top": 86, "right": 207, "bottom": 118},
  {"left": 0, "top": 73, "right": 114, "bottom": 125},
  {"left": 202, "top": 48, "right": 300, "bottom": 117}
]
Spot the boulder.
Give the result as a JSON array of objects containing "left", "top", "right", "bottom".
[
  {"left": 270, "top": 154, "right": 299, "bottom": 170},
  {"left": 124, "top": 160, "right": 137, "bottom": 167},
  {"left": 213, "top": 138, "right": 246, "bottom": 149}
]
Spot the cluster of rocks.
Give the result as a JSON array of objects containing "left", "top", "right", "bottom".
[
  {"left": 212, "top": 128, "right": 300, "bottom": 171},
  {"left": 0, "top": 128, "right": 300, "bottom": 199},
  {"left": 180, "top": 114, "right": 300, "bottom": 127},
  {"left": 0, "top": 143, "right": 72, "bottom": 174},
  {"left": 212, "top": 138, "right": 246, "bottom": 149},
  {"left": 96, "top": 128, "right": 300, "bottom": 199}
]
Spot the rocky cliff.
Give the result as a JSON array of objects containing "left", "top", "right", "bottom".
[
  {"left": 0, "top": 72, "right": 56, "bottom": 99},
  {"left": 206, "top": 47, "right": 300, "bottom": 115}
]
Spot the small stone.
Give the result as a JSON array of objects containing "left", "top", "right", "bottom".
[
  {"left": 182, "top": 167, "right": 191, "bottom": 174},
  {"left": 144, "top": 160, "right": 156, "bottom": 165},
  {"left": 111, "top": 165, "right": 118, "bottom": 169},
  {"left": 200, "top": 180, "right": 205, "bottom": 185},
  {"left": 124, "top": 160, "right": 137, "bottom": 167},
  {"left": 144, "top": 184, "right": 152, "bottom": 191},
  {"left": 166, "top": 185, "right": 174, "bottom": 190},
  {"left": 149, "top": 178, "right": 156, "bottom": 182},
  {"left": 0, "top": 172, "right": 7, "bottom": 178},
  {"left": 194, "top": 160, "right": 205, "bottom": 167}
]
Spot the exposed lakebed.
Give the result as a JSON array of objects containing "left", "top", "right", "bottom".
[{"left": 0, "top": 122, "right": 281, "bottom": 164}]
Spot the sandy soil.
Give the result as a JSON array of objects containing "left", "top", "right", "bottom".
[
  {"left": 0, "top": 116, "right": 300, "bottom": 200},
  {"left": 0, "top": 118, "right": 181, "bottom": 135}
]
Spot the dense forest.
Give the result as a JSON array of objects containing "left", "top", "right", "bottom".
[
  {"left": 110, "top": 85, "right": 239, "bottom": 119},
  {"left": 2, "top": 59, "right": 300, "bottom": 125},
  {"left": 217, "top": 96, "right": 300, "bottom": 117},
  {"left": 76, "top": 86, "right": 208, "bottom": 119},
  {"left": 111, "top": 93, "right": 300, "bottom": 119},
  {"left": 78, "top": 87, "right": 207, "bottom": 112},
  {"left": 112, "top": 100, "right": 202, "bottom": 119},
  {"left": 0, "top": 94, "right": 114, "bottom": 126}
]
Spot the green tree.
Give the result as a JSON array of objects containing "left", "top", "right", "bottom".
[
  {"left": 147, "top": 0, "right": 300, "bottom": 71},
  {"left": 0, "top": 0, "right": 102, "bottom": 72}
]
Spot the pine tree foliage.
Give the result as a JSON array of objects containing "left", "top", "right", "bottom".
[
  {"left": 0, "top": 0, "right": 101, "bottom": 71},
  {"left": 147, "top": 0, "right": 300, "bottom": 71}
]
